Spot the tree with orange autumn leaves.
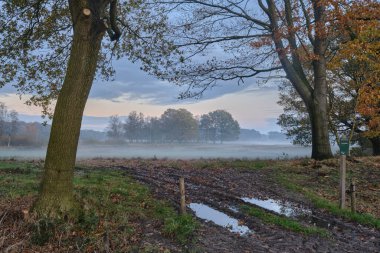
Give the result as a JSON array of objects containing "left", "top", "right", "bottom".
[
  {"left": 278, "top": 0, "right": 379, "bottom": 155},
  {"left": 153, "top": 0, "right": 379, "bottom": 159},
  {"left": 329, "top": 0, "right": 380, "bottom": 153},
  {"left": 152, "top": 0, "right": 379, "bottom": 159},
  {"left": 267, "top": 0, "right": 380, "bottom": 153}
]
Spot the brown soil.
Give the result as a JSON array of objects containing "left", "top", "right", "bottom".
[{"left": 80, "top": 158, "right": 380, "bottom": 253}]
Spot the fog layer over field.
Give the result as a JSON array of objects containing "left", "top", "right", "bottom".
[{"left": 0, "top": 143, "right": 315, "bottom": 160}]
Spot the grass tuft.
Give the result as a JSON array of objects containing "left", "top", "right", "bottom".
[
  {"left": 0, "top": 161, "right": 198, "bottom": 250},
  {"left": 192, "top": 159, "right": 270, "bottom": 170},
  {"left": 240, "top": 205, "right": 328, "bottom": 236},
  {"left": 163, "top": 214, "right": 198, "bottom": 244},
  {"left": 276, "top": 172, "right": 380, "bottom": 229}
]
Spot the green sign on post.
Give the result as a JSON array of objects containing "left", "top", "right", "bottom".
[{"left": 339, "top": 136, "right": 350, "bottom": 155}]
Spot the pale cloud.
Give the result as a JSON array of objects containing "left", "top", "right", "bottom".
[
  {"left": 83, "top": 84, "right": 282, "bottom": 132},
  {"left": 0, "top": 93, "right": 42, "bottom": 115},
  {"left": 90, "top": 59, "right": 258, "bottom": 104},
  {"left": 0, "top": 57, "right": 284, "bottom": 133},
  {"left": 84, "top": 97, "right": 167, "bottom": 117}
]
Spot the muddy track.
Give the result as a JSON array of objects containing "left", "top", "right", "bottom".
[{"left": 111, "top": 162, "right": 380, "bottom": 253}]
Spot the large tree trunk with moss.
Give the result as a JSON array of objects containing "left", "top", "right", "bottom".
[
  {"left": 33, "top": 1, "right": 106, "bottom": 217},
  {"left": 308, "top": 37, "right": 333, "bottom": 160},
  {"left": 308, "top": 102, "right": 333, "bottom": 160}
]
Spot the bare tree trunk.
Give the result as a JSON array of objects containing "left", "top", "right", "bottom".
[{"left": 33, "top": 2, "right": 105, "bottom": 217}]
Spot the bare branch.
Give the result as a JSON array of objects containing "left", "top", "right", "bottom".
[{"left": 109, "top": 0, "right": 121, "bottom": 41}]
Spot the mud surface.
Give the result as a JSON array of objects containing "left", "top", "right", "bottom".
[{"left": 81, "top": 159, "right": 380, "bottom": 253}]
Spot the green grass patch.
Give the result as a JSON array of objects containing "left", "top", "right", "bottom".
[
  {"left": 226, "top": 159, "right": 269, "bottom": 170},
  {"left": 73, "top": 168, "right": 198, "bottom": 245},
  {"left": 276, "top": 172, "right": 380, "bottom": 229},
  {"left": 240, "top": 205, "right": 328, "bottom": 236},
  {"left": 192, "top": 159, "right": 269, "bottom": 170},
  {"left": 158, "top": 206, "right": 198, "bottom": 244},
  {"left": 1, "top": 161, "right": 198, "bottom": 249},
  {"left": 0, "top": 161, "right": 41, "bottom": 198}
]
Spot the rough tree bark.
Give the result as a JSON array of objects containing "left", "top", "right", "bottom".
[
  {"left": 33, "top": 0, "right": 107, "bottom": 217},
  {"left": 308, "top": 102, "right": 333, "bottom": 160},
  {"left": 266, "top": 0, "right": 333, "bottom": 159},
  {"left": 308, "top": 0, "right": 333, "bottom": 160}
]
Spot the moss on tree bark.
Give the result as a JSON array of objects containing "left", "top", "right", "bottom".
[{"left": 32, "top": 1, "right": 106, "bottom": 218}]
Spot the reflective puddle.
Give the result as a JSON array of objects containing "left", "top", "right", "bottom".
[
  {"left": 189, "top": 203, "right": 252, "bottom": 236},
  {"left": 241, "top": 197, "right": 311, "bottom": 217}
]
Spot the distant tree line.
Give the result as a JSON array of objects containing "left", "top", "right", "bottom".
[
  {"left": 0, "top": 102, "right": 51, "bottom": 146},
  {"left": 0, "top": 102, "right": 287, "bottom": 147},
  {"left": 239, "top": 129, "right": 288, "bottom": 143},
  {"left": 106, "top": 109, "right": 240, "bottom": 144},
  {"left": 0, "top": 102, "right": 19, "bottom": 146}
]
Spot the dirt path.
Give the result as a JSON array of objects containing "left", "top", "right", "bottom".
[{"left": 81, "top": 159, "right": 380, "bottom": 252}]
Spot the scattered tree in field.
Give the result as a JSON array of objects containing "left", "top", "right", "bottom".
[
  {"left": 124, "top": 111, "right": 145, "bottom": 143},
  {"left": 153, "top": 0, "right": 379, "bottom": 159},
  {"left": 0, "top": 0, "right": 175, "bottom": 217},
  {"left": 0, "top": 103, "right": 7, "bottom": 139},
  {"left": 6, "top": 110, "right": 19, "bottom": 147},
  {"left": 0, "top": 102, "right": 19, "bottom": 146},
  {"left": 0, "top": 102, "right": 105, "bottom": 146},
  {"left": 146, "top": 117, "right": 163, "bottom": 143},
  {"left": 160, "top": 109, "right": 199, "bottom": 142},
  {"left": 107, "top": 115, "right": 124, "bottom": 141},
  {"left": 199, "top": 114, "right": 216, "bottom": 143},
  {"left": 200, "top": 110, "right": 240, "bottom": 143}
]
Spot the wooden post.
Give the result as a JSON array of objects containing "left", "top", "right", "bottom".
[
  {"left": 339, "top": 155, "right": 346, "bottom": 209},
  {"left": 179, "top": 177, "right": 186, "bottom": 214},
  {"left": 350, "top": 179, "right": 356, "bottom": 213}
]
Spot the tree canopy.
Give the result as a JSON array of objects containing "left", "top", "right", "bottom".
[
  {"left": 0, "top": 0, "right": 175, "bottom": 116},
  {"left": 0, "top": 0, "right": 378, "bottom": 217},
  {"left": 0, "top": 0, "right": 179, "bottom": 217},
  {"left": 150, "top": 0, "right": 379, "bottom": 159},
  {"left": 107, "top": 114, "right": 124, "bottom": 140},
  {"left": 160, "top": 108, "right": 199, "bottom": 142},
  {"left": 276, "top": 0, "right": 380, "bottom": 155},
  {"left": 200, "top": 110, "right": 240, "bottom": 143}
]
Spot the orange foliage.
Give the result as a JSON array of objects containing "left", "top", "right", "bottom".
[
  {"left": 357, "top": 84, "right": 380, "bottom": 137},
  {"left": 328, "top": 0, "right": 380, "bottom": 137}
]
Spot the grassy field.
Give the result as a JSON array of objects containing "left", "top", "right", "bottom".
[
  {"left": 271, "top": 157, "right": 380, "bottom": 228},
  {"left": 0, "top": 160, "right": 197, "bottom": 252},
  {"left": 1, "top": 157, "right": 379, "bottom": 252}
]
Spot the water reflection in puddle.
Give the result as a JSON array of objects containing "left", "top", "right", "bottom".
[
  {"left": 241, "top": 197, "right": 311, "bottom": 217},
  {"left": 189, "top": 203, "right": 252, "bottom": 236}
]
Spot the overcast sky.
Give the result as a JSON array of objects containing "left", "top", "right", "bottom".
[{"left": 0, "top": 59, "right": 283, "bottom": 133}]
